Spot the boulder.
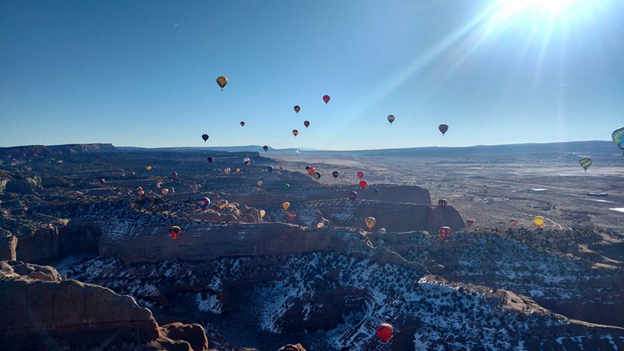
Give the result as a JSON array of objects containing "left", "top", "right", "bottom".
[
  {"left": 5, "top": 177, "right": 42, "bottom": 193},
  {"left": 160, "top": 322, "right": 209, "bottom": 351}
]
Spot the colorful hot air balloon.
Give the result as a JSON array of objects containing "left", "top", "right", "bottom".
[
  {"left": 263, "top": 145, "right": 269, "bottom": 152},
  {"left": 218, "top": 199, "right": 229, "bottom": 210},
  {"left": 172, "top": 172, "right": 178, "bottom": 179},
  {"left": 98, "top": 178, "right": 105, "bottom": 185},
  {"left": 376, "top": 323, "right": 394, "bottom": 343},
  {"left": 482, "top": 185, "right": 489, "bottom": 194},
  {"left": 169, "top": 226, "right": 181, "bottom": 240},
  {"left": 216, "top": 76, "right": 228, "bottom": 90},
  {"left": 257, "top": 180, "right": 263, "bottom": 187},
  {"left": 307, "top": 167, "right": 316, "bottom": 176},
  {"left": 323, "top": 95, "right": 331, "bottom": 104},
  {"left": 292, "top": 129, "right": 299, "bottom": 137},
  {"left": 332, "top": 171, "right": 339, "bottom": 179},
  {"left": 312, "top": 172, "right": 321, "bottom": 181},
  {"left": 162, "top": 188, "right": 169, "bottom": 196},
  {"left": 612, "top": 127, "right": 624, "bottom": 154},
  {"left": 533, "top": 216, "right": 545, "bottom": 228},
  {"left": 259, "top": 209, "right": 266, "bottom": 218},
  {"left": 202, "top": 134, "right": 209, "bottom": 142},
  {"left": 439, "top": 124, "right": 449, "bottom": 135},
  {"left": 439, "top": 226, "right": 452, "bottom": 240},
  {"left": 304, "top": 121, "right": 310, "bottom": 128},
  {"left": 137, "top": 187, "right": 145, "bottom": 196},
  {"left": 294, "top": 105, "right": 301, "bottom": 114},
  {"left": 146, "top": 166, "right": 152, "bottom": 171},
  {"left": 244, "top": 157, "right": 251, "bottom": 165},
  {"left": 579, "top": 158, "right": 593, "bottom": 172},
  {"left": 509, "top": 219, "right": 518, "bottom": 227},
  {"left": 365, "top": 217, "right": 376, "bottom": 230},
  {"left": 466, "top": 219, "right": 475, "bottom": 227},
  {"left": 282, "top": 201, "right": 291, "bottom": 210},
  {"left": 357, "top": 171, "right": 365, "bottom": 179},
  {"left": 207, "top": 157, "right": 214, "bottom": 164},
  {"left": 267, "top": 166, "right": 274, "bottom": 173},
  {"left": 387, "top": 115, "right": 395, "bottom": 124},
  {"left": 197, "top": 197, "right": 211, "bottom": 209},
  {"left": 240, "top": 121, "right": 245, "bottom": 127},
  {"left": 438, "top": 199, "right": 447, "bottom": 209},
  {"left": 283, "top": 183, "right": 291, "bottom": 191},
  {"left": 349, "top": 191, "right": 358, "bottom": 201},
  {"left": 224, "top": 168, "right": 231, "bottom": 175},
  {"left": 359, "top": 180, "right": 368, "bottom": 189}
]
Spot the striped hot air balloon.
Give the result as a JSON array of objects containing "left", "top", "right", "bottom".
[
  {"left": 579, "top": 158, "right": 593, "bottom": 172},
  {"left": 364, "top": 217, "right": 376, "bottom": 230},
  {"left": 612, "top": 127, "right": 624, "bottom": 154},
  {"left": 439, "top": 226, "right": 452, "bottom": 240},
  {"left": 218, "top": 200, "right": 229, "bottom": 210}
]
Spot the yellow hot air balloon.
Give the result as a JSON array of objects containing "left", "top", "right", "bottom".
[
  {"left": 282, "top": 202, "right": 290, "bottom": 211},
  {"left": 146, "top": 166, "right": 152, "bottom": 171},
  {"left": 236, "top": 168, "right": 241, "bottom": 174},
  {"left": 260, "top": 209, "right": 266, "bottom": 218},
  {"left": 216, "top": 76, "right": 228, "bottom": 90},
  {"left": 533, "top": 216, "right": 545, "bottom": 228}
]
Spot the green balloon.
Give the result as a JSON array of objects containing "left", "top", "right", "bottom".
[{"left": 283, "top": 183, "right": 291, "bottom": 191}]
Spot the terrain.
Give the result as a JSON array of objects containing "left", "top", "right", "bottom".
[{"left": 0, "top": 141, "right": 623, "bottom": 350}]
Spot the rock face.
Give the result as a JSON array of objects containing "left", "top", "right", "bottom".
[
  {"left": 160, "top": 322, "right": 209, "bottom": 351},
  {"left": 5, "top": 176, "right": 42, "bottom": 193},
  {"left": 0, "top": 233, "right": 17, "bottom": 260},
  {"left": 0, "top": 261, "right": 159, "bottom": 349},
  {"left": 0, "top": 143, "right": 116, "bottom": 159},
  {"left": 277, "top": 344, "right": 306, "bottom": 351}
]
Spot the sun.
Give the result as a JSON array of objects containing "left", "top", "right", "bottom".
[{"left": 492, "top": 0, "right": 601, "bottom": 22}]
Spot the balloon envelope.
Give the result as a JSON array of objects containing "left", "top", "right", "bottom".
[
  {"left": 169, "top": 226, "right": 181, "bottom": 239},
  {"left": 244, "top": 157, "right": 251, "bottom": 165},
  {"left": 224, "top": 168, "right": 231, "bottom": 175},
  {"left": 332, "top": 171, "right": 340, "bottom": 178},
  {"left": 207, "top": 157, "right": 214, "bottom": 163},
  {"left": 257, "top": 180, "right": 263, "bottom": 187},
  {"left": 312, "top": 172, "right": 321, "bottom": 181},
  {"left": 349, "top": 191, "right": 358, "bottom": 201},
  {"left": 612, "top": 127, "right": 624, "bottom": 152},
  {"left": 259, "top": 209, "right": 266, "bottom": 218},
  {"left": 202, "top": 134, "right": 209, "bottom": 142},
  {"left": 218, "top": 200, "right": 229, "bottom": 210},
  {"left": 579, "top": 158, "right": 593, "bottom": 171},
  {"left": 357, "top": 171, "right": 365, "bottom": 179},
  {"left": 282, "top": 201, "right": 291, "bottom": 210},
  {"left": 162, "top": 189, "right": 169, "bottom": 196},
  {"left": 146, "top": 166, "right": 152, "bottom": 171},
  {"left": 533, "top": 216, "right": 545, "bottom": 228},
  {"left": 240, "top": 121, "right": 245, "bottom": 127},
  {"left": 292, "top": 129, "right": 299, "bottom": 137},
  {"left": 387, "top": 115, "right": 395, "bottom": 124},
  {"left": 263, "top": 145, "right": 269, "bottom": 152},
  {"left": 294, "top": 105, "right": 301, "bottom": 113},
  {"left": 172, "top": 172, "right": 178, "bottom": 179},
  {"left": 438, "top": 199, "right": 447, "bottom": 209},
  {"left": 359, "top": 180, "right": 368, "bottom": 189},
  {"left": 439, "top": 226, "right": 452, "bottom": 240},
  {"left": 267, "top": 166, "right": 274, "bottom": 173},
  {"left": 304, "top": 120, "right": 310, "bottom": 128},
  {"left": 307, "top": 167, "right": 316, "bottom": 175},
  {"left": 323, "top": 95, "right": 330, "bottom": 104},
  {"left": 509, "top": 219, "right": 518, "bottom": 227},
  {"left": 197, "top": 197, "right": 211, "bottom": 209},
  {"left": 365, "top": 217, "right": 376, "bottom": 230},
  {"left": 216, "top": 76, "right": 228, "bottom": 90},
  {"left": 376, "top": 323, "right": 393, "bottom": 343},
  {"left": 439, "top": 124, "right": 449, "bottom": 135},
  {"left": 283, "top": 183, "right": 290, "bottom": 191}
]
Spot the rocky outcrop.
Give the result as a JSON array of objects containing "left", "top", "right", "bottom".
[
  {"left": 160, "top": 322, "right": 209, "bottom": 351},
  {"left": 0, "top": 232, "right": 16, "bottom": 260},
  {"left": 0, "top": 143, "right": 116, "bottom": 159},
  {"left": 15, "top": 226, "right": 59, "bottom": 263},
  {"left": 277, "top": 344, "right": 306, "bottom": 351},
  {"left": 0, "top": 261, "right": 159, "bottom": 349},
  {"left": 5, "top": 176, "right": 42, "bottom": 193}
]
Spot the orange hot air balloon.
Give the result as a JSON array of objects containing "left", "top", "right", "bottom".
[
  {"left": 304, "top": 120, "right": 310, "bottom": 128},
  {"left": 376, "top": 323, "right": 393, "bottom": 343},
  {"left": 162, "top": 188, "right": 169, "bottom": 196},
  {"left": 533, "top": 216, "right": 545, "bottom": 228},
  {"left": 359, "top": 180, "right": 368, "bottom": 189},
  {"left": 216, "top": 76, "right": 228, "bottom": 90},
  {"left": 292, "top": 129, "right": 299, "bottom": 137},
  {"left": 323, "top": 95, "right": 330, "bottom": 104},
  {"left": 282, "top": 201, "right": 290, "bottom": 210},
  {"left": 294, "top": 105, "right": 301, "bottom": 113},
  {"left": 307, "top": 167, "right": 316, "bottom": 175}
]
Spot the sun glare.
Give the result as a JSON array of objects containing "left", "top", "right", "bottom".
[{"left": 490, "top": 0, "right": 604, "bottom": 25}]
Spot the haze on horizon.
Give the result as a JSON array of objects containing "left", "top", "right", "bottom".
[{"left": 1, "top": 0, "right": 623, "bottom": 150}]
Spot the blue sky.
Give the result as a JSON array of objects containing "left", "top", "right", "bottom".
[{"left": 1, "top": 0, "right": 623, "bottom": 150}]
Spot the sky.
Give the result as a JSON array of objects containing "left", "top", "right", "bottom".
[{"left": 1, "top": 0, "right": 623, "bottom": 150}]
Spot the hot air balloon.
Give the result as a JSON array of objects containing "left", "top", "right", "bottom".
[
  {"left": 267, "top": 166, "right": 274, "bottom": 173},
  {"left": 307, "top": 167, "right": 316, "bottom": 176},
  {"left": 288, "top": 211, "right": 297, "bottom": 219},
  {"left": 323, "top": 95, "right": 331, "bottom": 104},
  {"left": 169, "top": 226, "right": 181, "bottom": 239},
  {"left": 218, "top": 199, "right": 229, "bottom": 210},
  {"left": 162, "top": 188, "right": 169, "bottom": 196},
  {"left": 259, "top": 209, "right": 266, "bottom": 218},
  {"left": 98, "top": 178, "right": 105, "bottom": 185},
  {"left": 282, "top": 202, "right": 291, "bottom": 211},
  {"left": 332, "top": 171, "right": 340, "bottom": 179},
  {"left": 438, "top": 199, "right": 447, "bottom": 209},
  {"left": 304, "top": 121, "right": 310, "bottom": 128},
  {"left": 439, "top": 124, "right": 449, "bottom": 135},
  {"left": 377, "top": 228, "right": 387, "bottom": 234},
  {"left": 263, "top": 145, "right": 269, "bottom": 152},
  {"left": 312, "top": 172, "right": 321, "bottom": 181},
  {"left": 428, "top": 203, "right": 437, "bottom": 211},
  {"left": 244, "top": 157, "right": 251, "bottom": 165},
  {"left": 172, "top": 172, "right": 178, "bottom": 179},
  {"left": 439, "top": 226, "right": 452, "bottom": 240},
  {"left": 579, "top": 158, "right": 593, "bottom": 172},
  {"left": 146, "top": 166, "right": 152, "bottom": 171},
  {"left": 293, "top": 129, "right": 299, "bottom": 137},
  {"left": 294, "top": 105, "right": 301, "bottom": 114},
  {"left": 202, "top": 134, "right": 209, "bottom": 142},
  {"left": 349, "top": 191, "right": 358, "bottom": 201},
  {"left": 387, "top": 115, "right": 395, "bottom": 124},
  {"left": 240, "top": 121, "right": 245, "bottom": 127},
  {"left": 466, "top": 219, "right": 475, "bottom": 227},
  {"left": 359, "top": 180, "right": 368, "bottom": 189},
  {"left": 482, "top": 185, "right": 489, "bottom": 194},
  {"left": 612, "top": 127, "right": 624, "bottom": 154},
  {"left": 509, "top": 219, "right": 518, "bottom": 227},
  {"left": 216, "top": 76, "right": 228, "bottom": 90},
  {"left": 235, "top": 168, "right": 241, "bottom": 174},
  {"left": 376, "top": 323, "right": 393, "bottom": 343},
  {"left": 365, "top": 217, "right": 376, "bottom": 230},
  {"left": 197, "top": 197, "right": 211, "bottom": 210},
  {"left": 207, "top": 157, "right": 214, "bottom": 164},
  {"left": 533, "top": 216, "right": 545, "bottom": 228},
  {"left": 137, "top": 187, "right": 145, "bottom": 196},
  {"left": 257, "top": 180, "right": 263, "bottom": 187},
  {"left": 283, "top": 183, "right": 291, "bottom": 191},
  {"left": 224, "top": 168, "right": 231, "bottom": 175},
  {"left": 357, "top": 171, "right": 365, "bottom": 179},
  {"left": 280, "top": 164, "right": 284, "bottom": 170}
]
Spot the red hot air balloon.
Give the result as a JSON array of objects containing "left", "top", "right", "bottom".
[
  {"left": 357, "top": 171, "right": 365, "bottom": 179},
  {"left": 293, "top": 129, "right": 299, "bottom": 137},
  {"left": 240, "top": 121, "right": 245, "bottom": 127},
  {"left": 509, "top": 219, "right": 518, "bottom": 227},
  {"left": 294, "top": 105, "right": 301, "bottom": 114},
  {"left": 307, "top": 167, "right": 316, "bottom": 175},
  {"left": 376, "top": 323, "right": 394, "bottom": 343},
  {"left": 439, "top": 226, "right": 452, "bottom": 240},
  {"left": 323, "top": 95, "right": 331, "bottom": 104},
  {"left": 169, "top": 226, "right": 181, "bottom": 240},
  {"left": 288, "top": 211, "right": 297, "bottom": 219},
  {"left": 359, "top": 180, "right": 368, "bottom": 189},
  {"left": 439, "top": 124, "right": 449, "bottom": 135},
  {"left": 465, "top": 219, "right": 474, "bottom": 227},
  {"left": 304, "top": 120, "right": 310, "bottom": 128},
  {"left": 172, "top": 172, "right": 178, "bottom": 179},
  {"left": 438, "top": 199, "right": 447, "bottom": 209}
]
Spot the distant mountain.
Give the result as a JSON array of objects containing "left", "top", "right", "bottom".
[{"left": 0, "top": 144, "right": 116, "bottom": 159}]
